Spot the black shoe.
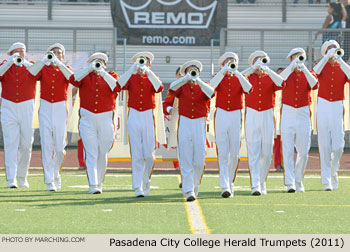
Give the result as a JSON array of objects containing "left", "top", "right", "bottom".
[
  {"left": 9, "top": 185, "right": 18, "bottom": 189},
  {"left": 136, "top": 194, "right": 145, "bottom": 198},
  {"left": 287, "top": 188, "right": 296, "bottom": 193},
  {"left": 186, "top": 196, "right": 196, "bottom": 202},
  {"left": 179, "top": 183, "right": 182, "bottom": 189},
  {"left": 252, "top": 191, "right": 261, "bottom": 196},
  {"left": 93, "top": 191, "right": 101, "bottom": 194},
  {"left": 221, "top": 191, "right": 231, "bottom": 198}
]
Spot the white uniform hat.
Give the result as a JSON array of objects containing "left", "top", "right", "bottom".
[
  {"left": 218, "top": 52, "right": 238, "bottom": 67},
  {"left": 180, "top": 60, "right": 203, "bottom": 76},
  {"left": 248, "top": 50, "right": 267, "bottom": 66},
  {"left": 287, "top": 48, "right": 306, "bottom": 59},
  {"left": 131, "top": 51, "right": 154, "bottom": 63},
  {"left": 87, "top": 52, "right": 108, "bottom": 64},
  {"left": 46, "top": 43, "right": 65, "bottom": 55},
  {"left": 7, "top": 42, "right": 26, "bottom": 55},
  {"left": 321, "top": 40, "right": 340, "bottom": 56}
]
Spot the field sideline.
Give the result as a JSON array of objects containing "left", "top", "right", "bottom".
[{"left": 1, "top": 173, "right": 350, "bottom": 234}]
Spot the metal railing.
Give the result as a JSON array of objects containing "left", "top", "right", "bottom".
[
  {"left": 0, "top": 26, "right": 116, "bottom": 70},
  {"left": 220, "top": 28, "right": 350, "bottom": 70}
]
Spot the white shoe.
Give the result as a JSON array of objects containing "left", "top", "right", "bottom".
[
  {"left": 186, "top": 192, "right": 196, "bottom": 202},
  {"left": 89, "top": 185, "right": 101, "bottom": 194},
  {"left": 54, "top": 176, "right": 61, "bottom": 190},
  {"left": 221, "top": 189, "right": 232, "bottom": 198},
  {"left": 331, "top": 174, "right": 338, "bottom": 190},
  {"left": 287, "top": 185, "right": 296, "bottom": 193},
  {"left": 18, "top": 177, "right": 29, "bottom": 188},
  {"left": 251, "top": 186, "right": 261, "bottom": 196},
  {"left": 8, "top": 179, "right": 18, "bottom": 189},
  {"left": 135, "top": 188, "right": 144, "bottom": 197},
  {"left": 143, "top": 182, "right": 150, "bottom": 196},
  {"left": 260, "top": 182, "right": 267, "bottom": 195},
  {"left": 46, "top": 183, "right": 57, "bottom": 192},
  {"left": 323, "top": 184, "right": 333, "bottom": 191},
  {"left": 296, "top": 182, "right": 305, "bottom": 192}
]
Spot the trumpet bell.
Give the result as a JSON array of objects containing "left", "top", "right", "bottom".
[
  {"left": 137, "top": 56, "right": 147, "bottom": 66},
  {"left": 92, "top": 59, "right": 103, "bottom": 71},
  {"left": 334, "top": 48, "right": 344, "bottom": 58},
  {"left": 260, "top": 56, "right": 270, "bottom": 65},
  {"left": 14, "top": 55, "right": 24, "bottom": 66},
  {"left": 188, "top": 67, "right": 200, "bottom": 79},
  {"left": 46, "top": 52, "right": 55, "bottom": 62},
  {"left": 228, "top": 60, "right": 238, "bottom": 72},
  {"left": 296, "top": 53, "right": 306, "bottom": 63}
]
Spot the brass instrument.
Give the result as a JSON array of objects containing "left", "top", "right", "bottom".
[
  {"left": 334, "top": 48, "right": 344, "bottom": 59},
  {"left": 189, "top": 67, "right": 200, "bottom": 79},
  {"left": 92, "top": 59, "right": 103, "bottom": 71},
  {"left": 46, "top": 51, "right": 55, "bottom": 62},
  {"left": 260, "top": 56, "right": 270, "bottom": 65},
  {"left": 296, "top": 53, "right": 306, "bottom": 63},
  {"left": 228, "top": 60, "right": 238, "bottom": 72},
  {"left": 137, "top": 56, "right": 147, "bottom": 66},
  {"left": 14, "top": 55, "right": 24, "bottom": 66}
]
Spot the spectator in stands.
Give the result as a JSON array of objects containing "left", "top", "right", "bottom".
[
  {"left": 343, "top": 2, "right": 350, "bottom": 61},
  {"left": 315, "top": 2, "right": 346, "bottom": 44}
]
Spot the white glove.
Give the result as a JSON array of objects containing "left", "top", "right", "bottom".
[
  {"left": 41, "top": 55, "right": 52, "bottom": 66},
  {"left": 53, "top": 55, "right": 73, "bottom": 80},
  {"left": 210, "top": 64, "right": 229, "bottom": 89},
  {"left": 252, "top": 59, "right": 262, "bottom": 70},
  {"left": 299, "top": 63, "right": 318, "bottom": 88},
  {"left": 280, "top": 57, "right": 299, "bottom": 80},
  {"left": 326, "top": 48, "right": 337, "bottom": 60},
  {"left": 170, "top": 73, "right": 190, "bottom": 91},
  {"left": 197, "top": 78, "right": 215, "bottom": 98},
  {"left": 234, "top": 70, "right": 252, "bottom": 93},
  {"left": 0, "top": 54, "right": 16, "bottom": 76},
  {"left": 74, "top": 63, "right": 93, "bottom": 82},
  {"left": 262, "top": 65, "right": 284, "bottom": 87},
  {"left": 100, "top": 68, "right": 117, "bottom": 91},
  {"left": 167, "top": 106, "right": 173, "bottom": 114},
  {"left": 118, "top": 62, "right": 138, "bottom": 88}
]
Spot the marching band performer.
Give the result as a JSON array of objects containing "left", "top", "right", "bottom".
[
  {"left": 313, "top": 40, "right": 350, "bottom": 191},
  {"left": 163, "top": 66, "right": 183, "bottom": 189},
  {"left": 209, "top": 52, "right": 252, "bottom": 198},
  {"left": 118, "top": 52, "right": 165, "bottom": 197},
  {"left": 0, "top": 42, "right": 35, "bottom": 188},
  {"left": 279, "top": 48, "right": 318, "bottom": 193},
  {"left": 69, "top": 52, "right": 120, "bottom": 194},
  {"left": 27, "top": 43, "right": 73, "bottom": 191},
  {"left": 169, "top": 60, "right": 215, "bottom": 202},
  {"left": 242, "top": 51, "right": 285, "bottom": 195}
]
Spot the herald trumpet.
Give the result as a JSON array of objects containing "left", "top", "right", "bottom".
[
  {"left": 92, "top": 59, "right": 103, "bottom": 71},
  {"left": 334, "top": 48, "right": 344, "bottom": 59},
  {"left": 296, "top": 53, "right": 306, "bottom": 63},
  {"left": 14, "top": 55, "right": 24, "bottom": 66},
  {"left": 137, "top": 56, "right": 147, "bottom": 66},
  {"left": 260, "top": 56, "right": 270, "bottom": 65},
  {"left": 46, "top": 51, "right": 55, "bottom": 62},
  {"left": 189, "top": 67, "right": 200, "bottom": 79},
  {"left": 228, "top": 60, "right": 238, "bottom": 72}
]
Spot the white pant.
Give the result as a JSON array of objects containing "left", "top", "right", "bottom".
[
  {"left": 178, "top": 116, "right": 206, "bottom": 194},
  {"left": 215, "top": 108, "right": 241, "bottom": 191},
  {"left": 317, "top": 97, "right": 344, "bottom": 186},
  {"left": 79, "top": 108, "right": 115, "bottom": 187},
  {"left": 128, "top": 108, "right": 155, "bottom": 190},
  {"left": 1, "top": 98, "right": 34, "bottom": 182},
  {"left": 39, "top": 99, "right": 67, "bottom": 184},
  {"left": 281, "top": 105, "right": 311, "bottom": 186},
  {"left": 245, "top": 108, "right": 274, "bottom": 189}
]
